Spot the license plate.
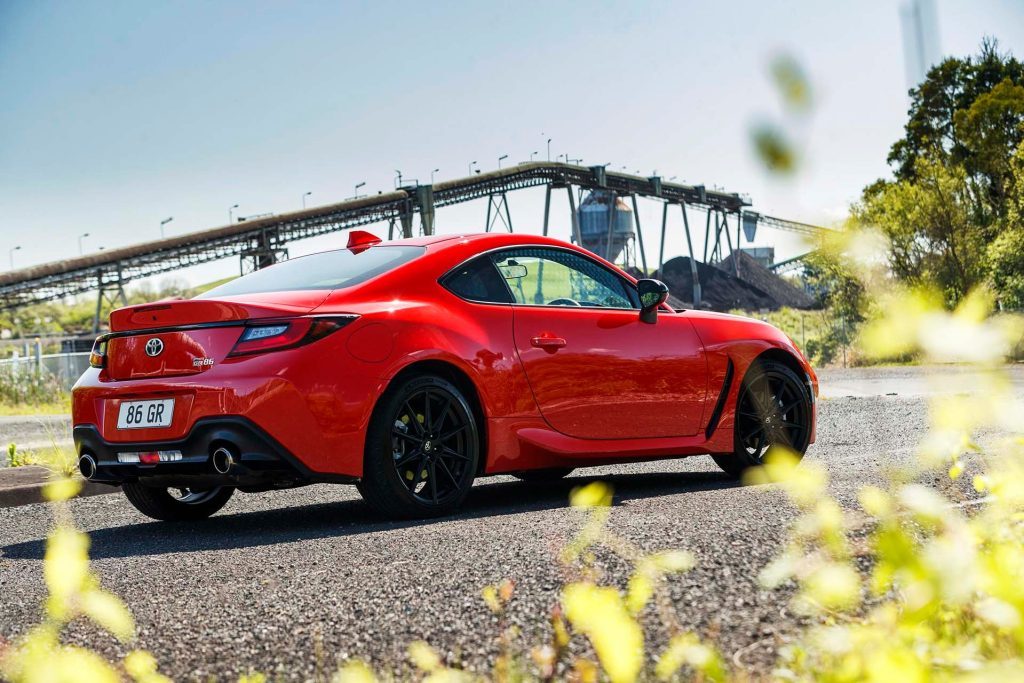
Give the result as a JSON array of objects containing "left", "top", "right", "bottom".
[{"left": 116, "top": 399, "right": 174, "bottom": 429}]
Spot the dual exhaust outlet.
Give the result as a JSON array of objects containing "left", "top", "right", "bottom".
[
  {"left": 211, "top": 446, "right": 235, "bottom": 475},
  {"left": 77, "top": 445, "right": 237, "bottom": 480}
]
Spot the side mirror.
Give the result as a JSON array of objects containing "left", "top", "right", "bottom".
[{"left": 637, "top": 279, "right": 669, "bottom": 324}]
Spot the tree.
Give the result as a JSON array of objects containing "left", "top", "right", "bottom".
[
  {"left": 954, "top": 78, "right": 1024, "bottom": 218},
  {"left": 856, "top": 157, "right": 987, "bottom": 305},
  {"left": 860, "top": 40, "right": 1024, "bottom": 307},
  {"left": 888, "top": 38, "right": 1023, "bottom": 184},
  {"left": 987, "top": 141, "right": 1024, "bottom": 309}
]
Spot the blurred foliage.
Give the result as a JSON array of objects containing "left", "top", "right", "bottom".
[
  {"left": 750, "top": 51, "right": 812, "bottom": 177},
  {"left": 769, "top": 54, "right": 813, "bottom": 115},
  {"left": 752, "top": 124, "right": 799, "bottom": 176},
  {"left": 0, "top": 479, "right": 169, "bottom": 683}
]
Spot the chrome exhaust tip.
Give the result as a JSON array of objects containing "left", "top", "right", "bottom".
[
  {"left": 211, "top": 447, "right": 235, "bottom": 475},
  {"left": 78, "top": 454, "right": 97, "bottom": 480}
]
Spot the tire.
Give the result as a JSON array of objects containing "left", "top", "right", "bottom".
[
  {"left": 513, "top": 468, "right": 574, "bottom": 482},
  {"left": 122, "top": 483, "right": 234, "bottom": 521},
  {"left": 358, "top": 374, "right": 480, "bottom": 519},
  {"left": 712, "top": 359, "right": 812, "bottom": 479}
]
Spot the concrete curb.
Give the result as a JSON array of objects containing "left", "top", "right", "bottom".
[{"left": 0, "top": 465, "right": 116, "bottom": 508}]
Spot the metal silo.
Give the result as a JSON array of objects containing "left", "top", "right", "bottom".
[{"left": 578, "top": 190, "right": 634, "bottom": 263}]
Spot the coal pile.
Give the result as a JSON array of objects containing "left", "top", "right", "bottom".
[
  {"left": 719, "top": 250, "right": 815, "bottom": 309},
  {"left": 654, "top": 254, "right": 815, "bottom": 312}
]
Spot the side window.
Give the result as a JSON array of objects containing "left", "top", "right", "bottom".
[
  {"left": 441, "top": 256, "right": 514, "bottom": 304},
  {"left": 490, "top": 248, "right": 638, "bottom": 309}
]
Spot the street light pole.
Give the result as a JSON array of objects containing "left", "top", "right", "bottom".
[
  {"left": 9, "top": 245, "right": 21, "bottom": 270},
  {"left": 530, "top": 151, "right": 538, "bottom": 162},
  {"left": 468, "top": 161, "right": 477, "bottom": 175},
  {"left": 78, "top": 232, "right": 90, "bottom": 255},
  {"left": 229, "top": 204, "right": 239, "bottom": 223},
  {"left": 395, "top": 170, "right": 403, "bottom": 188},
  {"left": 302, "top": 192, "right": 312, "bottom": 209},
  {"left": 354, "top": 182, "right": 366, "bottom": 198},
  {"left": 159, "top": 216, "right": 173, "bottom": 238},
  {"left": 431, "top": 168, "right": 439, "bottom": 183},
  {"left": 547, "top": 138, "right": 552, "bottom": 161},
  {"left": 498, "top": 154, "right": 508, "bottom": 169}
]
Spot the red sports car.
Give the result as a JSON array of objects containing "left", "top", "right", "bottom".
[{"left": 73, "top": 231, "right": 817, "bottom": 521}]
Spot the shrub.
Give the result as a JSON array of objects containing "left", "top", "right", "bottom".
[{"left": 0, "top": 365, "right": 68, "bottom": 409}]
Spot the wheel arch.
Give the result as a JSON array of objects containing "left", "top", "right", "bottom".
[
  {"left": 753, "top": 347, "right": 806, "bottom": 381},
  {"left": 751, "top": 347, "right": 815, "bottom": 398},
  {"left": 373, "top": 358, "right": 489, "bottom": 476}
]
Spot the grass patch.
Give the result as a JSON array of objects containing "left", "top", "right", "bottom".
[
  {"left": 0, "top": 400, "right": 71, "bottom": 417},
  {"left": 6, "top": 442, "right": 77, "bottom": 477}
]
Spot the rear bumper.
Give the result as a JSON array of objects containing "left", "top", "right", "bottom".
[{"left": 73, "top": 416, "right": 357, "bottom": 489}]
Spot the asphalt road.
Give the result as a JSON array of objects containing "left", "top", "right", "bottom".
[{"left": 0, "top": 366, "right": 1018, "bottom": 681}]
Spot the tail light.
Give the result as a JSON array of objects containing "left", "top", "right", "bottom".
[
  {"left": 89, "top": 337, "right": 109, "bottom": 368},
  {"left": 228, "top": 315, "right": 358, "bottom": 357}
]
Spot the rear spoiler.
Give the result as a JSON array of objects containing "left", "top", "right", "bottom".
[{"left": 108, "top": 298, "right": 320, "bottom": 332}]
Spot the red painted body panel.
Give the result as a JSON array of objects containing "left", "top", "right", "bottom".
[
  {"left": 511, "top": 306, "right": 707, "bottom": 438},
  {"left": 72, "top": 232, "right": 817, "bottom": 482}
]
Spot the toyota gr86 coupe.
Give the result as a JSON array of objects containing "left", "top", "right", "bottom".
[{"left": 72, "top": 231, "right": 818, "bottom": 521}]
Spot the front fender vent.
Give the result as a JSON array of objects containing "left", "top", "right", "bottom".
[{"left": 704, "top": 358, "right": 735, "bottom": 439}]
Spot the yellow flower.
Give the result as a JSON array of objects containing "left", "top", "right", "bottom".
[
  {"left": 562, "top": 583, "right": 643, "bottom": 683},
  {"left": 804, "top": 563, "right": 860, "bottom": 612},
  {"left": 655, "top": 633, "right": 725, "bottom": 682},
  {"left": 43, "top": 527, "right": 90, "bottom": 620},
  {"left": 570, "top": 481, "right": 613, "bottom": 508},
  {"left": 408, "top": 641, "right": 442, "bottom": 672},
  {"left": 481, "top": 585, "right": 502, "bottom": 613},
  {"left": 331, "top": 660, "right": 377, "bottom": 683},
  {"left": 80, "top": 589, "right": 135, "bottom": 642},
  {"left": 43, "top": 477, "right": 82, "bottom": 503},
  {"left": 124, "top": 650, "right": 171, "bottom": 683}
]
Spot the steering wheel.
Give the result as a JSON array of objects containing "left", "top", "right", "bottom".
[{"left": 548, "top": 298, "right": 582, "bottom": 307}]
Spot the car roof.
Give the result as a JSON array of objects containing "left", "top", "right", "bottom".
[{"left": 390, "top": 232, "right": 570, "bottom": 250}]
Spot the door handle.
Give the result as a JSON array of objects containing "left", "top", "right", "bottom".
[{"left": 531, "top": 336, "right": 567, "bottom": 350}]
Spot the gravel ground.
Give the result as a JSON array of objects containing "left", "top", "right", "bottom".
[{"left": 0, "top": 366, "right": 1019, "bottom": 680}]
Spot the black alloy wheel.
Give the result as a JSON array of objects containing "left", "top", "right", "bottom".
[
  {"left": 121, "top": 482, "right": 235, "bottom": 521},
  {"left": 712, "top": 360, "right": 812, "bottom": 478},
  {"left": 358, "top": 374, "right": 480, "bottom": 518}
]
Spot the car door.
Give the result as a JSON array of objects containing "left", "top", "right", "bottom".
[{"left": 493, "top": 246, "right": 708, "bottom": 440}]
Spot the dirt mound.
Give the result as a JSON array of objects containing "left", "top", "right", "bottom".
[
  {"left": 719, "top": 251, "right": 815, "bottom": 309},
  {"left": 659, "top": 257, "right": 776, "bottom": 311},
  {"left": 626, "top": 256, "right": 815, "bottom": 312}
]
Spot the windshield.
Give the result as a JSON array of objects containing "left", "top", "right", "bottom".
[{"left": 198, "top": 245, "right": 424, "bottom": 297}]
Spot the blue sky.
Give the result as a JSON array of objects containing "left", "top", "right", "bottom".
[{"left": 1, "top": 0, "right": 1022, "bottom": 287}]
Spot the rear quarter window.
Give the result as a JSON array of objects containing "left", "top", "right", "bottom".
[
  {"left": 198, "top": 245, "right": 425, "bottom": 297},
  {"left": 441, "top": 257, "right": 514, "bottom": 304}
]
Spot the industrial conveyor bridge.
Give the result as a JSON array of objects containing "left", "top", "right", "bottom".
[{"left": 0, "top": 162, "right": 826, "bottom": 327}]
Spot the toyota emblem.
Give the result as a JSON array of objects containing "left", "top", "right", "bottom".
[{"left": 144, "top": 338, "right": 164, "bottom": 357}]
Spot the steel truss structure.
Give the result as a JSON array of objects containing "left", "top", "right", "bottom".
[{"left": 1, "top": 162, "right": 826, "bottom": 327}]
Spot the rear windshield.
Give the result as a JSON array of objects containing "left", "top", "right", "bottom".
[{"left": 198, "top": 245, "right": 425, "bottom": 297}]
